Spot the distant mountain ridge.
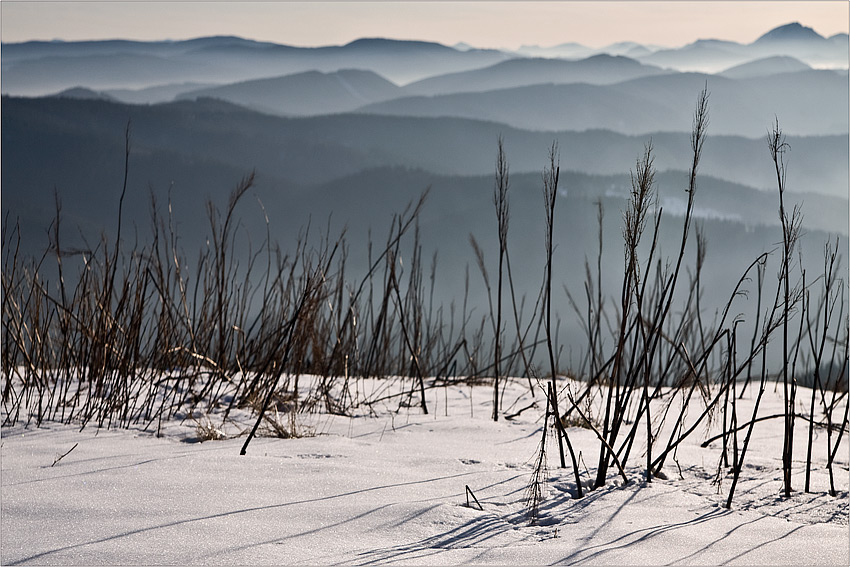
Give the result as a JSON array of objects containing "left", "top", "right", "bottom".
[
  {"left": 102, "top": 82, "right": 217, "bottom": 104},
  {"left": 177, "top": 69, "right": 402, "bottom": 115},
  {"left": 640, "top": 21, "right": 848, "bottom": 72},
  {"left": 3, "top": 22, "right": 846, "bottom": 98},
  {"left": 5, "top": 95, "right": 846, "bottom": 198},
  {"left": 519, "top": 21, "right": 847, "bottom": 73},
  {"left": 754, "top": 22, "right": 825, "bottom": 43},
  {"left": 359, "top": 69, "right": 848, "bottom": 136},
  {"left": 1, "top": 35, "right": 512, "bottom": 96},
  {"left": 719, "top": 55, "right": 811, "bottom": 78},
  {"left": 51, "top": 48, "right": 840, "bottom": 136},
  {"left": 53, "top": 86, "right": 118, "bottom": 102},
  {"left": 342, "top": 37, "right": 459, "bottom": 52},
  {"left": 403, "top": 54, "right": 668, "bottom": 96}
]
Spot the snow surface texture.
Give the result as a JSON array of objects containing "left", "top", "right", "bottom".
[{"left": 2, "top": 378, "right": 848, "bottom": 565}]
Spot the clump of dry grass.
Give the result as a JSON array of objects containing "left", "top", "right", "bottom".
[
  {"left": 193, "top": 415, "right": 227, "bottom": 442},
  {"left": 261, "top": 407, "right": 314, "bottom": 439}
]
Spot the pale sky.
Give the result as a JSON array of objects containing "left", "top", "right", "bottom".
[{"left": 1, "top": 1, "right": 848, "bottom": 50}]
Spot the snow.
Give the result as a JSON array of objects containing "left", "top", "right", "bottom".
[{"left": 2, "top": 377, "right": 848, "bottom": 565}]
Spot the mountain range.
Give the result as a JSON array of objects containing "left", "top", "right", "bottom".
[
  {"left": 176, "top": 69, "right": 403, "bottom": 115},
  {"left": 5, "top": 95, "right": 846, "bottom": 197},
  {"left": 3, "top": 94, "right": 846, "bottom": 286},
  {"left": 401, "top": 54, "right": 668, "bottom": 96},
  {"left": 357, "top": 69, "right": 847, "bottom": 136},
  {"left": 46, "top": 61, "right": 848, "bottom": 138},
  {"left": 3, "top": 95, "right": 844, "bottom": 349},
  {"left": 3, "top": 23, "right": 844, "bottom": 141},
  {"left": 2, "top": 21, "right": 846, "bottom": 349},
  {"left": 523, "top": 22, "right": 848, "bottom": 73},
  {"left": 2, "top": 21, "right": 847, "bottom": 99},
  {"left": 1, "top": 36, "right": 510, "bottom": 96}
]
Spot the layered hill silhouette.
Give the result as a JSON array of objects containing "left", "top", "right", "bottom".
[
  {"left": 719, "top": 55, "right": 811, "bottom": 78},
  {"left": 5, "top": 96, "right": 845, "bottom": 197},
  {"left": 517, "top": 40, "right": 660, "bottom": 60},
  {"left": 511, "top": 22, "right": 848, "bottom": 72},
  {"left": 4, "top": 22, "right": 846, "bottom": 100},
  {"left": 4, "top": 94, "right": 846, "bottom": 259},
  {"left": 52, "top": 86, "right": 118, "bottom": 102},
  {"left": 177, "top": 69, "right": 403, "bottom": 115},
  {"left": 2, "top": 36, "right": 510, "bottom": 96},
  {"left": 102, "top": 54, "right": 845, "bottom": 138},
  {"left": 359, "top": 69, "right": 848, "bottom": 136},
  {"left": 402, "top": 54, "right": 668, "bottom": 96},
  {"left": 516, "top": 22, "right": 848, "bottom": 73},
  {"left": 640, "top": 22, "right": 847, "bottom": 72},
  {"left": 103, "top": 82, "right": 217, "bottom": 104}
]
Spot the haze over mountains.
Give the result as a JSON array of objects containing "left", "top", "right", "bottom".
[
  {"left": 401, "top": 55, "right": 668, "bottom": 95},
  {"left": 516, "top": 21, "right": 847, "bottom": 70},
  {"left": 718, "top": 55, "right": 812, "bottom": 78},
  {"left": 176, "top": 69, "right": 404, "bottom": 115},
  {"left": 2, "top": 21, "right": 846, "bottom": 98},
  {"left": 359, "top": 70, "right": 847, "bottom": 136},
  {"left": 3, "top": 23, "right": 844, "bottom": 139},
  {"left": 1, "top": 36, "right": 511, "bottom": 96},
  {"left": 2, "top": 21, "right": 847, "bottom": 357}
]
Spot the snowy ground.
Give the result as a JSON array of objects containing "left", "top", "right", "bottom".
[{"left": 2, "top": 377, "right": 848, "bottom": 565}]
